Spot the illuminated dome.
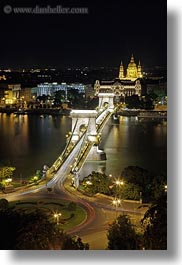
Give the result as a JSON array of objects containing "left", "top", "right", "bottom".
[
  {"left": 118, "top": 54, "right": 143, "bottom": 80},
  {"left": 126, "top": 54, "right": 138, "bottom": 79},
  {"left": 128, "top": 54, "right": 137, "bottom": 67}
]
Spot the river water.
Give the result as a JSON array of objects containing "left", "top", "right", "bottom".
[{"left": 0, "top": 113, "right": 167, "bottom": 180}]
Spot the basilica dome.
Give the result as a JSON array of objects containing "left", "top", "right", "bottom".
[{"left": 126, "top": 54, "right": 138, "bottom": 79}]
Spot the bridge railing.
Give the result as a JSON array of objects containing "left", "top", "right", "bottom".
[
  {"left": 70, "top": 117, "right": 91, "bottom": 172},
  {"left": 47, "top": 118, "right": 87, "bottom": 177}
]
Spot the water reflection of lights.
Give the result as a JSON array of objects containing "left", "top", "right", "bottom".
[{"left": 120, "top": 116, "right": 129, "bottom": 122}]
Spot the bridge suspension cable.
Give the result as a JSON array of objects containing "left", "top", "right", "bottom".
[
  {"left": 71, "top": 117, "right": 91, "bottom": 172},
  {"left": 49, "top": 118, "right": 79, "bottom": 173}
]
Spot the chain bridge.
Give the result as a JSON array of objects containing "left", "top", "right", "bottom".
[{"left": 46, "top": 93, "right": 119, "bottom": 188}]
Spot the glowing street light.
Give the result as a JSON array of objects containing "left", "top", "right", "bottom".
[
  {"left": 112, "top": 198, "right": 121, "bottom": 206},
  {"left": 115, "top": 179, "right": 124, "bottom": 186},
  {"left": 86, "top": 180, "right": 92, "bottom": 186},
  {"left": 114, "top": 179, "right": 124, "bottom": 197},
  {"left": 112, "top": 198, "right": 122, "bottom": 217},
  {"left": 54, "top": 212, "right": 62, "bottom": 225},
  {"left": 164, "top": 185, "right": 167, "bottom": 192},
  {"left": 5, "top": 178, "right": 12, "bottom": 186}
]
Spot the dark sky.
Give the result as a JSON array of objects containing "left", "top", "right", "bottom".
[{"left": 0, "top": 0, "right": 167, "bottom": 68}]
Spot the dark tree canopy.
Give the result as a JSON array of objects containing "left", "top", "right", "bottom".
[
  {"left": 112, "top": 182, "right": 140, "bottom": 200},
  {"left": 125, "top": 95, "right": 141, "bottom": 109},
  {"left": 0, "top": 198, "right": 9, "bottom": 209},
  {"left": 121, "top": 166, "right": 153, "bottom": 202},
  {"left": 141, "top": 193, "right": 167, "bottom": 250},
  {"left": 0, "top": 208, "right": 88, "bottom": 250},
  {"left": 107, "top": 215, "right": 139, "bottom": 250},
  {"left": 150, "top": 174, "right": 167, "bottom": 202},
  {"left": 81, "top": 171, "right": 111, "bottom": 195}
]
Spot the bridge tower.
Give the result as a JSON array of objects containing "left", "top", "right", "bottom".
[
  {"left": 98, "top": 93, "right": 115, "bottom": 111},
  {"left": 70, "top": 109, "right": 106, "bottom": 161},
  {"left": 70, "top": 110, "right": 98, "bottom": 142}
]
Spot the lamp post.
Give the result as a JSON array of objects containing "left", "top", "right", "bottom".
[
  {"left": 114, "top": 179, "right": 124, "bottom": 197},
  {"left": 139, "top": 191, "right": 143, "bottom": 204},
  {"left": 5, "top": 178, "right": 12, "bottom": 186},
  {"left": 112, "top": 198, "right": 121, "bottom": 218},
  {"left": 115, "top": 179, "right": 124, "bottom": 187},
  {"left": 54, "top": 213, "right": 62, "bottom": 225}
]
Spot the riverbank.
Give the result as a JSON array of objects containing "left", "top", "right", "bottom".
[
  {"left": 118, "top": 109, "right": 167, "bottom": 118},
  {"left": 0, "top": 107, "right": 71, "bottom": 115}
]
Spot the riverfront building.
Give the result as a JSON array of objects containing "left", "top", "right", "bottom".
[
  {"left": 0, "top": 83, "right": 21, "bottom": 105},
  {"left": 94, "top": 54, "right": 142, "bottom": 98},
  {"left": 31, "top": 82, "right": 85, "bottom": 97}
]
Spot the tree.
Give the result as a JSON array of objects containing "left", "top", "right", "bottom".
[
  {"left": 37, "top": 94, "right": 48, "bottom": 103},
  {"left": 125, "top": 95, "right": 141, "bottom": 109},
  {"left": 148, "top": 93, "right": 158, "bottom": 102},
  {"left": 86, "top": 97, "right": 99, "bottom": 109},
  {"left": 107, "top": 215, "right": 139, "bottom": 250},
  {"left": 150, "top": 174, "right": 167, "bottom": 202},
  {"left": 54, "top": 90, "right": 65, "bottom": 106},
  {"left": 36, "top": 170, "right": 42, "bottom": 178},
  {"left": 63, "top": 236, "right": 89, "bottom": 250},
  {"left": 0, "top": 198, "right": 9, "bottom": 209},
  {"left": 121, "top": 166, "right": 153, "bottom": 202},
  {"left": 0, "top": 166, "right": 16, "bottom": 181},
  {"left": 0, "top": 208, "right": 88, "bottom": 250},
  {"left": 141, "top": 193, "right": 167, "bottom": 250},
  {"left": 140, "top": 95, "right": 155, "bottom": 110},
  {"left": 112, "top": 182, "right": 140, "bottom": 200},
  {"left": 82, "top": 171, "right": 111, "bottom": 195},
  {"left": 0, "top": 182, "right": 5, "bottom": 191}
]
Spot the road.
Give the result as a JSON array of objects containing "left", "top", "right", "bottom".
[{"left": 0, "top": 171, "right": 146, "bottom": 250}]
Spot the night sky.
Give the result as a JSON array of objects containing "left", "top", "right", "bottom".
[{"left": 0, "top": 0, "right": 167, "bottom": 68}]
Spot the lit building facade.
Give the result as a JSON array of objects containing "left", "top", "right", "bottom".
[
  {"left": 94, "top": 55, "right": 142, "bottom": 98},
  {"left": 0, "top": 75, "right": 6, "bottom": 81},
  {"left": 31, "top": 82, "right": 86, "bottom": 97},
  {"left": 0, "top": 84, "right": 21, "bottom": 105}
]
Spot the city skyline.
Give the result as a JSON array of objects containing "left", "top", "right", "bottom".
[{"left": 0, "top": 0, "right": 167, "bottom": 68}]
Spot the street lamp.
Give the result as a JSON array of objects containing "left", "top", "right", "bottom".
[
  {"left": 54, "top": 212, "right": 62, "bottom": 225},
  {"left": 164, "top": 185, "right": 167, "bottom": 192},
  {"left": 86, "top": 180, "right": 92, "bottom": 186},
  {"left": 112, "top": 198, "right": 121, "bottom": 218},
  {"left": 5, "top": 178, "right": 12, "bottom": 186},
  {"left": 114, "top": 179, "right": 124, "bottom": 197},
  {"left": 115, "top": 179, "right": 124, "bottom": 186}
]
